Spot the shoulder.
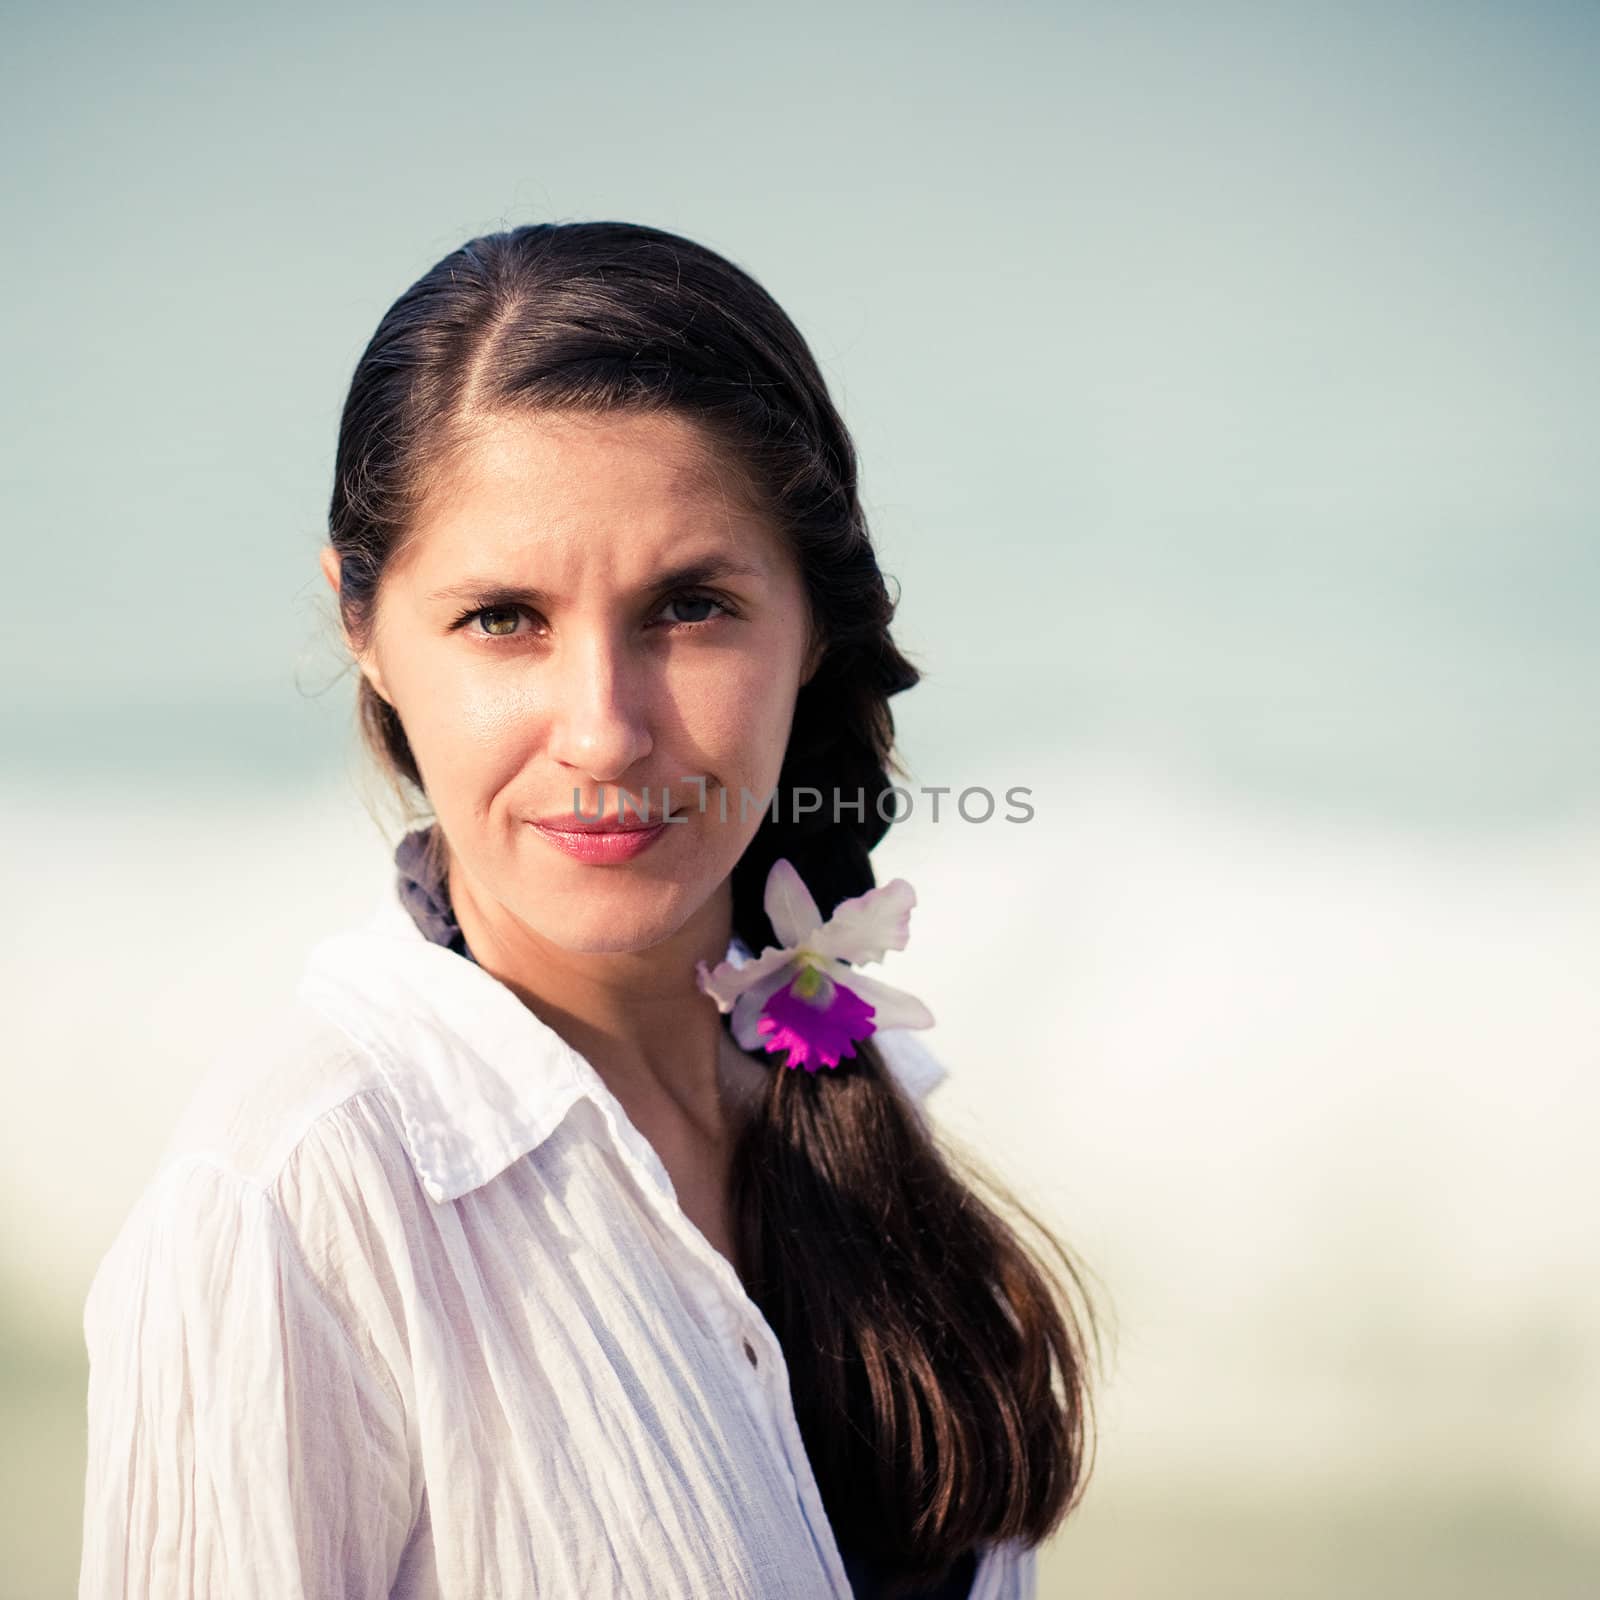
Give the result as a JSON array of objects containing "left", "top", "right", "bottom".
[
  {"left": 84, "top": 1017, "right": 420, "bottom": 1405},
  {"left": 89, "top": 999, "right": 422, "bottom": 1346}
]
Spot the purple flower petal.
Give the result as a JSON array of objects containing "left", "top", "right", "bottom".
[{"left": 755, "top": 971, "right": 878, "bottom": 1072}]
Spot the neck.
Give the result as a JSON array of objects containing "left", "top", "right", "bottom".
[{"left": 445, "top": 852, "right": 750, "bottom": 1146}]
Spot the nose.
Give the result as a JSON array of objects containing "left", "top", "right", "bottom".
[{"left": 545, "top": 628, "right": 654, "bottom": 786}]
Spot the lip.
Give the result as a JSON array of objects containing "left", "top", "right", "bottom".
[
  {"left": 528, "top": 818, "right": 672, "bottom": 864},
  {"left": 531, "top": 811, "right": 673, "bottom": 834}
]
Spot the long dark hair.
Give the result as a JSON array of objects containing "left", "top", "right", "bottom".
[{"left": 325, "top": 220, "right": 1106, "bottom": 1592}]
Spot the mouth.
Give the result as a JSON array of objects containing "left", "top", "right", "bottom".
[{"left": 526, "top": 812, "right": 676, "bottom": 865}]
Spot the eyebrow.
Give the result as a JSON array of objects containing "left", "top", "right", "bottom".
[{"left": 425, "top": 555, "right": 768, "bottom": 607}]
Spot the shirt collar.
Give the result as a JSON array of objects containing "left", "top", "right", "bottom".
[{"left": 295, "top": 878, "right": 947, "bottom": 1205}]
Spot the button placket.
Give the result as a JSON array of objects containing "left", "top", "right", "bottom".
[{"left": 581, "top": 1086, "right": 854, "bottom": 1597}]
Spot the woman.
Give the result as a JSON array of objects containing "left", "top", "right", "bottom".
[{"left": 78, "top": 221, "right": 1102, "bottom": 1599}]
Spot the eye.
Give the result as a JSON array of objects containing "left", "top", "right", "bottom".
[
  {"left": 451, "top": 603, "right": 535, "bottom": 639},
  {"left": 651, "top": 589, "right": 736, "bottom": 631}
]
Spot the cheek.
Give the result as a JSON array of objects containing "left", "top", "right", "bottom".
[
  {"left": 384, "top": 651, "right": 540, "bottom": 775},
  {"left": 678, "top": 654, "right": 798, "bottom": 774}
]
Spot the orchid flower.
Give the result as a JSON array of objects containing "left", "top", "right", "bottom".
[{"left": 695, "top": 858, "right": 934, "bottom": 1072}]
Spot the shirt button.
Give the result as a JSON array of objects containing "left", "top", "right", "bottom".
[{"left": 742, "top": 1337, "right": 759, "bottom": 1367}]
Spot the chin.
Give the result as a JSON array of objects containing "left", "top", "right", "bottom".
[{"left": 527, "top": 878, "right": 705, "bottom": 956}]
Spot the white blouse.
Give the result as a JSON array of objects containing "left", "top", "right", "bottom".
[{"left": 77, "top": 877, "right": 1039, "bottom": 1599}]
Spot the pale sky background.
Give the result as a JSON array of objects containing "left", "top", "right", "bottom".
[
  {"left": 4, "top": 0, "right": 1597, "bottom": 825},
  {"left": 3, "top": 4, "right": 1598, "bottom": 1596}
]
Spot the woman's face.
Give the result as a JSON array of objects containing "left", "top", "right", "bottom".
[{"left": 322, "top": 408, "right": 819, "bottom": 955}]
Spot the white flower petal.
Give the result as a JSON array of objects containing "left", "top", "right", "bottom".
[
  {"left": 824, "top": 964, "right": 935, "bottom": 1032},
  {"left": 696, "top": 945, "right": 794, "bottom": 1012},
  {"left": 763, "top": 858, "right": 823, "bottom": 950},
  {"left": 808, "top": 878, "right": 916, "bottom": 965},
  {"left": 729, "top": 961, "right": 799, "bottom": 1049}
]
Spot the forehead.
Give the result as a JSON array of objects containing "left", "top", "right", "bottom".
[{"left": 398, "top": 408, "right": 784, "bottom": 580}]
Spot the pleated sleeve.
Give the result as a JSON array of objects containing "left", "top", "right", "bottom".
[{"left": 78, "top": 1153, "right": 414, "bottom": 1599}]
